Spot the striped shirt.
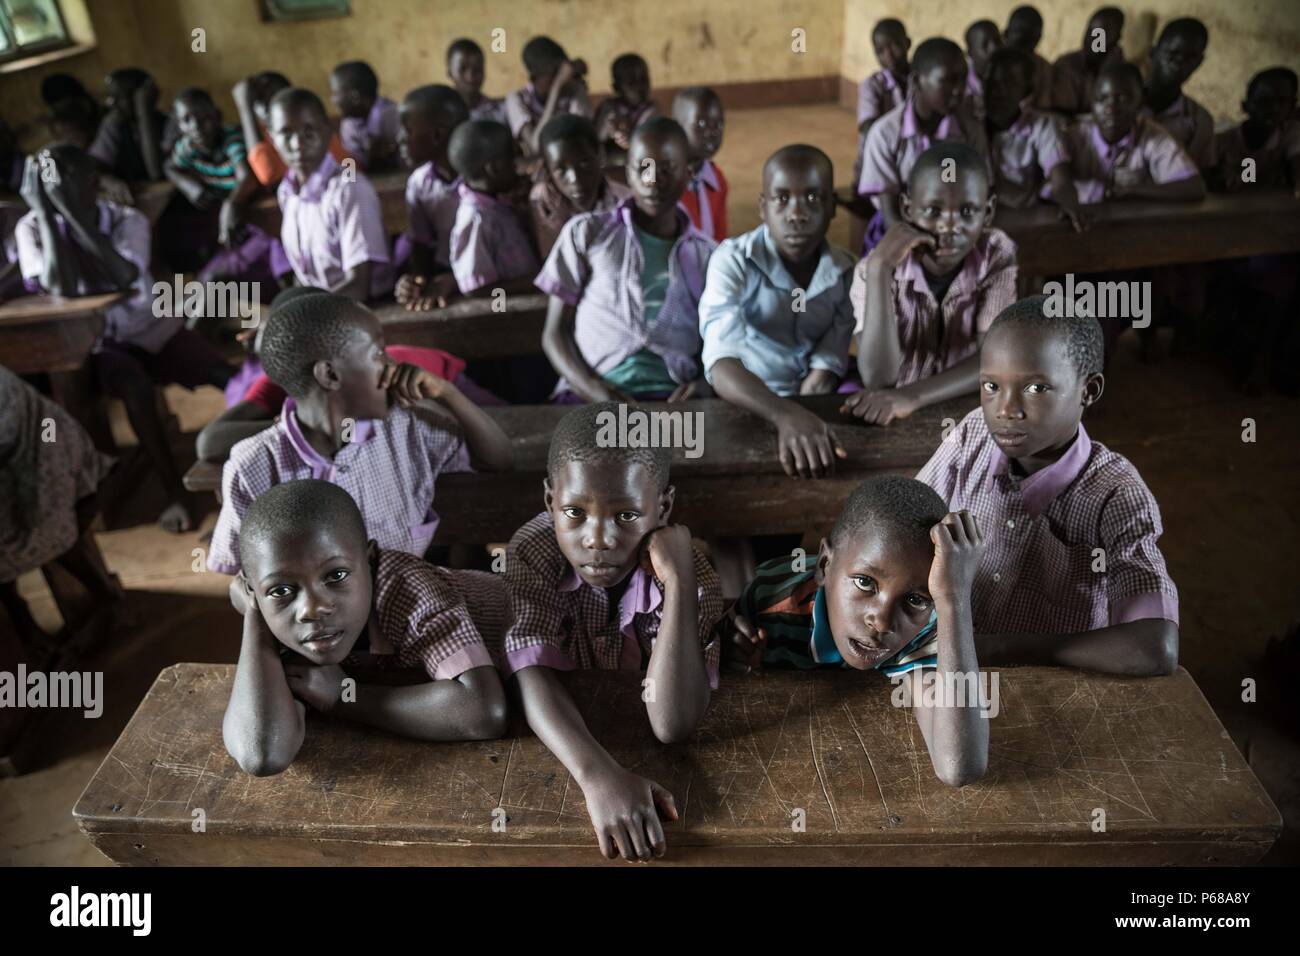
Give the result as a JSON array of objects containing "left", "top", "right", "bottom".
[
  {"left": 916, "top": 408, "right": 1179, "bottom": 635},
  {"left": 850, "top": 227, "right": 1018, "bottom": 387},
  {"left": 171, "top": 125, "right": 247, "bottom": 192},
  {"left": 207, "top": 399, "right": 471, "bottom": 575},
  {"left": 406, "top": 159, "right": 462, "bottom": 271},
  {"left": 535, "top": 198, "right": 714, "bottom": 387},
  {"left": 1066, "top": 116, "right": 1199, "bottom": 204},
  {"left": 732, "top": 554, "right": 939, "bottom": 677},
  {"left": 990, "top": 109, "right": 1069, "bottom": 209},
  {"left": 502, "top": 512, "right": 725, "bottom": 688},
  {"left": 448, "top": 183, "right": 540, "bottom": 293},
  {"left": 857, "top": 94, "right": 987, "bottom": 201},
  {"left": 340, "top": 550, "right": 504, "bottom": 679}
]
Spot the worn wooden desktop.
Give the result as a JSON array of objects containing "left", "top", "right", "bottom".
[
  {"left": 182, "top": 395, "right": 976, "bottom": 541},
  {"left": 73, "top": 663, "right": 1280, "bottom": 866},
  {"left": 375, "top": 293, "right": 548, "bottom": 358}
]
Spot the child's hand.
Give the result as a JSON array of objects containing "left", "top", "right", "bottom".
[
  {"left": 641, "top": 525, "right": 695, "bottom": 587},
  {"left": 873, "top": 221, "right": 934, "bottom": 268},
  {"left": 1057, "top": 201, "right": 1091, "bottom": 233},
  {"left": 666, "top": 377, "right": 709, "bottom": 402},
  {"left": 382, "top": 361, "right": 451, "bottom": 405},
  {"left": 218, "top": 198, "right": 245, "bottom": 247},
  {"left": 721, "top": 611, "right": 767, "bottom": 674},
  {"left": 583, "top": 765, "right": 677, "bottom": 860},
  {"left": 284, "top": 662, "right": 346, "bottom": 714},
  {"left": 553, "top": 60, "right": 578, "bottom": 95},
  {"left": 775, "top": 405, "right": 847, "bottom": 479},
  {"left": 839, "top": 387, "right": 919, "bottom": 425},
  {"left": 396, "top": 273, "right": 456, "bottom": 311},
  {"left": 19, "top": 154, "right": 51, "bottom": 213},
  {"left": 927, "top": 510, "right": 984, "bottom": 604},
  {"left": 798, "top": 368, "right": 839, "bottom": 395}
]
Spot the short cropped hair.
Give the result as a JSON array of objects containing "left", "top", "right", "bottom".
[
  {"left": 547, "top": 401, "right": 671, "bottom": 491},
  {"left": 332, "top": 60, "right": 378, "bottom": 98},
  {"left": 965, "top": 19, "right": 1000, "bottom": 47},
  {"left": 252, "top": 71, "right": 290, "bottom": 106},
  {"left": 267, "top": 284, "right": 327, "bottom": 315},
  {"left": 269, "top": 87, "right": 329, "bottom": 125},
  {"left": 830, "top": 476, "right": 947, "bottom": 551},
  {"left": 1008, "top": 6, "right": 1043, "bottom": 31},
  {"left": 912, "top": 37, "right": 965, "bottom": 76},
  {"left": 873, "top": 18, "right": 906, "bottom": 41},
  {"left": 539, "top": 113, "right": 599, "bottom": 156},
  {"left": 907, "top": 140, "right": 989, "bottom": 193},
  {"left": 612, "top": 53, "right": 648, "bottom": 85},
  {"left": 763, "top": 143, "right": 833, "bottom": 188},
  {"left": 1092, "top": 6, "right": 1125, "bottom": 28},
  {"left": 1248, "top": 67, "right": 1298, "bottom": 100},
  {"left": 259, "top": 292, "right": 373, "bottom": 397},
  {"left": 107, "top": 67, "right": 151, "bottom": 93},
  {"left": 448, "top": 119, "right": 513, "bottom": 179},
  {"left": 447, "top": 37, "right": 483, "bottom": 63},
  {"left": 239, "top": 479, "right": 367, "bottom": 571},
  {"left": 1156, "top": 17, "right": 1208, "bottom": 49},
  {"left": 629, "top": 115, "right": 689, "bottom": 155},
  {"left": 174, "top": 87, "right": 216, "bottom": 111},
  {"left": 523, "top": 36, "right": 567, "bottom": 76},
  {"left": 1096, "top": 59, "right": 1143, "bottom": 94},
  {"left": 988, "top": 46, "right": 1036, "bottom": 89},
  {"left": 41, "top": 73, "right": 89, "bottom": 106},
  {"left": 671, "top": 85, "right": 721, "bottom": 118},
  {"left": 403, "top": 84, "right": 470, "bottom": 128},
  {"left": 987, "top": 294, "right": 1105, "bottom": 379}
]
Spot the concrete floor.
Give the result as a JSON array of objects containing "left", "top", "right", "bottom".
[{"left": 1, "top": 103, "right": 1297, "bottom": 865}]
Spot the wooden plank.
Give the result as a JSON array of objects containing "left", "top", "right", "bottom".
[
  {"left": 0, "top": 293, "right": 118, "bottom": 375},
  {"left": 245, "top": 169, "right": 410, "bottom": 237},
  {"left": 374, "top": 294, "right": 548, "bottom": 358},
  {"left": 73, "top": 663, "right": 1281, "bottom": 866},
  {"left": 182, "top": 395, "right": 974, "bottom": 539}
]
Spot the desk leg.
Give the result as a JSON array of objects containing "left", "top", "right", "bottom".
[{"left": 50, "top": 365, "right": 114, "bottom": 454}]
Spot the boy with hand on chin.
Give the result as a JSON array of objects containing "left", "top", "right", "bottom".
[
  {"left": 918, "top": 296, "right": 1180, "bottom": 675},
  {"left": 722, "top": 476, "right": 989, "bottom": 788},
  {"left": 845, "top": 142, "right": 1017, "bottom": 426},
  {"left": 700, "top": 145, "right": 856, "bottom": 480},
  {"left": 503, "top": 403, "right": 724, "bottom": 861},
  {"left": 224, "top": 480, "right": 508, "bottom": 777}
]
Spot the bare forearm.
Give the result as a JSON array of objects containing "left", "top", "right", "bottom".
[
  {"left": 330, "top": 262, "right": 372, "bottom": 300},
  {"left": 1118, "top": 176, "right": 1205, "bottom": 202},
  {"left": 926, "top": 596, "right": 988, "bottom": 785},
  {"left": 710, "top": 358, "right": 795, "bottom": 425},
  {"left": 856, "top": 260, "right": 902, "bottom": 387},
  {"left": 977, "top": 618, "right": 1179, "bottom": 675},
  {"left": 543, "top": 304, "right": 607, "bottom": 400},
  {"left": 1048, "top": 164, "right": 1081, "bottom": 210},
  {"left": 516, "top": 666, "right": 620, "bottom": 785},
  {"left": 223, "top": 618, "right": 305, "bottom": 775},
  {"left": 439, "top": 385, "right": 513, "bottom": 470},
  {"left": 878, "top": 193, "right": 902, "bottom": 227},
  {"left": 892, "top": 354, "right": 980, "bottom": 408},
  {"left": 137, "top": 111, "right": 163, "bottom": 180},
  {"left": 342, "top": 667, "right": 506, "bottom": 740},
  {"left": 644, "top": 578, "right": 709, "bottom": 743}
]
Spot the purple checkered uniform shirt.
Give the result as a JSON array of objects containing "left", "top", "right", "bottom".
[
  {"left": 405, "top": 160, "right": 462, "bottom": 270},
  {"left": 1145, "top": 94, "right": 1216, "bottom": 171},
  {"left": 448, "top": 182, "right": 540, "bottom": 293},
  {"left": 1066, "top": 116, "right": 1199, "bottom": 204},
  {"left": 916, "top": 408, "right": 1179, "bottom": 634},
  {"left": 207, "top": 399, "right": 471, "bottom": 575},
  {"left": 502, "top": 512, "right": 724, "bottom": 688},
  {"left": 340, "top": 95, "right": 401, "bottom": 164},
  {"left": 990, "top": 109, "right": 1070, "bottom": 209},
  {"left": 857, "top": 93, "right": 987, "bottom": 201}
]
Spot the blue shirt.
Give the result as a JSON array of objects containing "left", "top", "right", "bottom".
[{"left": 698, "top": 224, "right": 856, "bottom": 396}]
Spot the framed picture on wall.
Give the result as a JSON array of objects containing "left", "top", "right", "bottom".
[{"left": 261, "top": 0, "right": 350, "bottom": 22}]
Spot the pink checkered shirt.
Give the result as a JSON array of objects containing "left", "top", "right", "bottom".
[
  {"left": 850, "top": 227, "right": 1018, "bottom": 387},
  {"left": 502, "top": 512, "right": 724, "bottom": 688},
  {"left": 857, "top": 69, "right": 905, "bottom": 127},
  {"left": 857, "top": 93, "right": 987, "bottom": 200},
  {"left": 448, "top": 182, "right": 540, "bottom": 293},
  {"left": 534, "top": 198, "right": 715, "bottom": 386},
  {"left": 207, "top": 399, "right": 471, "bottom": 575},
  {"left": 1066, "top": 115, "right": 1199, "bottom": 204},
  {"left": 990, "top": 108, "right": 1069, "bottom": 209},
  {"left": 916, "top": 407, "right": 1179, "bottom": 634},
  {"left": 405, "top": 159, "right": 462, "bottom": 270},
  {"left": 342, "top": 549, "right": 504, "bottom": 679},
  {"left": 1145, "top": 94, "right": 1216, "bottom": 171},
  {"left": 1214, "top": 120, "right": 1300, "bottom": 193}
]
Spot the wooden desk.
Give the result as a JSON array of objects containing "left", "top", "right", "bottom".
[
  {"left": 73, "top": 663, "right": 1280, "bottom": 865},
  {"left": 375, "top": 293, "right": 548, "bottom": 358},
  {"left": 0, "top": 292, "right": 117, "bottom": 375},
  {"left": 183, "top": 395, "right": 976, "bottom": 541},
  {"left": 245, "top": 169, "right": 410, "bottom": 237}
]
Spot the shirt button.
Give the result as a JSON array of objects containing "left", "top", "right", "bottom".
[
  {"left": 993, "top": 572, "right": 1001, "bottom": 582},
  {"left": 1006, "top": 519, "right": 1015, "bottom": 529}
]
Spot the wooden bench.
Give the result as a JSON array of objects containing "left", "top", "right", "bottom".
[
  {"left": 182, "top": 395, "right": 976, "bottom": 541},
  {"left": 836, "top": 188, "right": 1300, "bottom": 273},
  {"left": 245, "top": 168, "right": 411, "bottom": 237},
  {"left": 73, "top": 662, "right": 1280, "bottom": 865},
  {"left": 375, "top": 293, "right": 548, "bottom": 358}
]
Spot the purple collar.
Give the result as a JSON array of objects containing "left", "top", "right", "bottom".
[
  {"left": 966, "top": 60, "right": 982, "bottom": 94},
  {"left": 1089, "top": 119, "right": 1138, "bottom": 162},
  {"left": 612, "top": 195, "right": 702, "bottom": 240},
  {"left": 364, "top": 96, "right": 389, "bottom": 136},
  {"left": 283, "top": 152, "right": 341, "bottom": 203},
  {"left": 281, "top": 396, "right": 375, "bottom": 472},
  {"left": 457, "top": 181, "right": 512, "bottom": 208},
  {"left": 990, "top": 422, "right": 1093, "bottom": 516},
  {"left": 416, "top": 159, "right": 461, "bottom": 190},
  {"left": 689, "top": 159, "right": 720, "bottom": 192},
  {"left": 558, "top": 562, "right": 664, "bottom": 646},
  {"left": 879, "top": 68, "right": 901, "bottom": 92},
  {"left": 900, "top": 93, "right": 954, "bottom": 141}
]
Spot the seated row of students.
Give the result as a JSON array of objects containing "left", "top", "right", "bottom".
[{"left": 216, "top": 291, "right": 1178, "bottom": 861}]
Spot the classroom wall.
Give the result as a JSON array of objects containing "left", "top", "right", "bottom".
[{"left": 840, "top": 0, "right": 1300, "bottom": 124}]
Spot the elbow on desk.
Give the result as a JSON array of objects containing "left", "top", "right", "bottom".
[
  {"left": 1146, "top": 620, "right": 1180, "bottom": 677},
  {"left": 934, "top": 752, "right": 988, "bottom": 789}
]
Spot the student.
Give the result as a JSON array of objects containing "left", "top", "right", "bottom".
[
  {"left": 530, "top": 114, "right": 631, "bottom": 259},
  {"left": 505, "top": 36, "right": 591, "bottom": 160},
  {"left": 87, "top": 67, "right": 175, "bottom": 182},
  {"left": 593, "top": 53, "right": 657, "bottom": 165},
  {"left": 330, "top": 60, "right": 400, "bottom": 173},
  {"left": 447, "top": 38, "right": 507, "bottom": 124},
  {"left": 846, "top": 142, "right": 1016, "bottom": 426},
  {"left": 41, "top": 74, "right": 101, "bottom": 151},
  {"left": 1003, "top": 5, "right": 1053, "bottom": 110},
  {"left": 503, "top": 402, "right": 724, "bottom": 860},
  {"left": 983, "top": 47, "right": 1086, "bottom": 226},
  {"left": 267, "top": 88, "right": 393, "bottom": 300},
  {"left": 1213, "top": 68, "right": 1300, "bottom": 195},
  {"left": 15, "top": 146, "right": 232, "bottom": 533},
  {"left": 963, "top": 19, "right": 1002, "bottom": 120},
  {"left": 721, "top": 476, "right": 988, "bottom": 787},
  {"left": 206, "top": 292, "right": 512, "bottom": 575},
  {"left": 1066, "top": 61, "right": 1205, "bottom": 204},
  {"left": 447, "top": 119, "right": 540, "bottom": 296},
  {"left": 700, "top": 145, "right": 854, "bottom": 479},
  {"left": 1143, "top": 18, "right": 1214, "bottom": 172},
  {"left": 858, "top": 19, "right": 911, "bottom": 137},
  {"left": 917, "top": 295, "right": 1180, "bottom": 676},
  {"left": 223, "top": 480, "right": 507, "bottom": 777},
  {"left": 232, "top": 71, "right": 351, "bottom": 191},
  {"left": 394, "top": 85, "right": 469, "bottom": 311},
  {"left": 537, "top": 117, "right": 710, "bottom": 403},
  {"left": 857, "top": 37, "right": 986, "bottom": 234},
  {"left": 1051, "top": 7, "right": 1126, "bottom": 116},
  {"left": 671, "top": 87, "right": 728, "bottom": 242}
]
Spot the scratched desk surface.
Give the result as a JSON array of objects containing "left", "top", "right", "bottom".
[{"left": 74, "top": 664, "right": 1279, "bottom": 866}]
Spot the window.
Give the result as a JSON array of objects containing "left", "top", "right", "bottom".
[
  {"left": 262, "top": 0, "right": 351, "bottom": 22},
  {"left": 0, "top": 0, "right": 71, "bottom": 64}
]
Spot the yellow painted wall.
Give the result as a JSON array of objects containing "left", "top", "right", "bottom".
[
  {"left": 2, "top": 0, "right": 843, "bottom": 143},
  {"left": 841, "top": 0, "right": 1300, "bottom": 124}
]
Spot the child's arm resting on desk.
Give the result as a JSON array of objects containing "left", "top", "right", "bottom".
[
  {"left": 977, "top": 618, "right": 1178, "bottom": 675},
  {"left": 223, "top": 584, "right": 306, "bottom": 776},
  {"left": 384, "top": 361, "right": 513, "bottom": 471},
  {"left": 907, "top": 511, "right": 989, "bottom": 788},
  {"left": 541, "top": 296, "right": 633, "bottom": 403}
]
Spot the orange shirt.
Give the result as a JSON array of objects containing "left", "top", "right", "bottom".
[{"left": 247, "top": 132, "right": 352, "bottom": 187}]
